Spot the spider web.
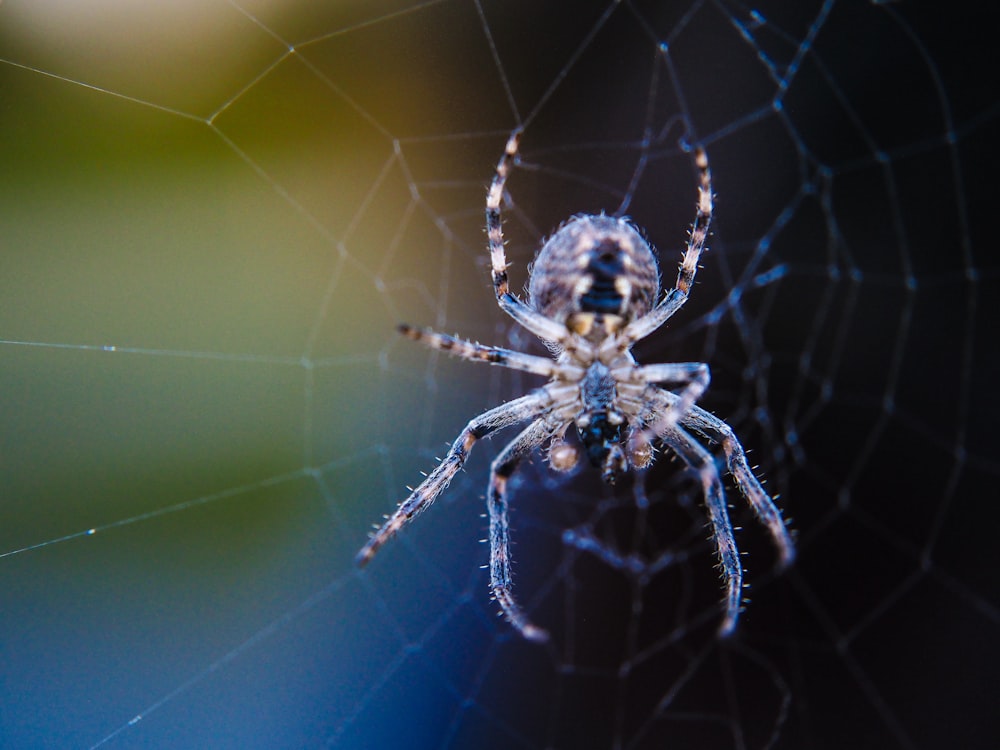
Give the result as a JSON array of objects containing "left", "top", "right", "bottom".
[{"left": 1, "top": 0, "right": 996, "bottom": 748}]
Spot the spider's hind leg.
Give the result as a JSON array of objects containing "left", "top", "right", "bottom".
[
  {"left": 488, "top": 419, "right": 554, "bottom": 642},
  {"left": 484, "top": 130, "right": 585, "bottom": 348}
]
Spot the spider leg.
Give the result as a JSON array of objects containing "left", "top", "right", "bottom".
[
  {"left": 356, "top": 391, "right": 550, "bottom": 566},
  {"left": 487, "top": 418, "right": 555, "bottom": 642},
  {"left": 398, "top": 324, "right": 583, "bottom": 380},
  {"left": 626, "top": 387, "right": 794, "bottom": 570},
  {"left": 682, "top": 404, "right": 795, "bottom": 567},
  {"left": 485, "top": 129, "right": 520, "bottom": 303},
  {"left": 625, "top": 362, "right": 711, "bottom": 450},
  {"left": 658, "top": 424, "right": 743, "bottom": 636},
  {"left": 610, "top": 146, "right": 713, "bottom": 351},
  {"left": 486, "top": 130, "right": 593, "bottom": 354}
]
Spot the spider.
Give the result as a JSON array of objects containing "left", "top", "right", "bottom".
[{"left": 357, "top": 130, "right": 794, "bottom": 642}]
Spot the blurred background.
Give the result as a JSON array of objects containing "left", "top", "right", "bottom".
[{"left": 1, "top": 1, "right": 996, "bottom": 748}]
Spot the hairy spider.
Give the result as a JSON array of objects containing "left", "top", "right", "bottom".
[{"left": 357, "top": 131, "right": 794, "bottom": 642}]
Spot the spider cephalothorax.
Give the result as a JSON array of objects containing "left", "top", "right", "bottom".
[{"left": 357, "top": 130, "right": 795, "bottom": 642}]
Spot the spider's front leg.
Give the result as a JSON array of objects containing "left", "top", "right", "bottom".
[
  {"left": 356, "top": 392, "right": 549, "bottom": 566},
  {"left": 618, "top": 361, "right": 711, "bottom": 459},
  {"left": 682, "top": 405, "right": 795, "bottom": 567},
  {"left": 659, "top": 425, "right": 743, "bottom": 636},
  {"left": 487, "top": 419, "right": 554, "bottom": 642}
]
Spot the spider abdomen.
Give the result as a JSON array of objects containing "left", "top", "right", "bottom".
[
  {"left": 578, "top": 240, "right": 630, "bottom": 314},
  {"left": 528, "top": 214, "right": 659, "bottom": 335}
]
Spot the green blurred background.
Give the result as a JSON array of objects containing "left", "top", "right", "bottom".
[{"left": 1, "top": 2, "right": 493, "bottom": 745}]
